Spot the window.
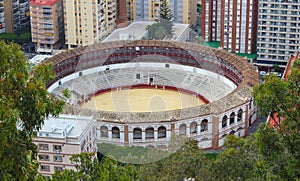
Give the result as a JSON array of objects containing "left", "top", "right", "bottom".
[
  {"left": 39, "top": 154, "right": 49, "bottom": 161},
  {"left": 54, "top": 166, "right": 63, "bottom": 171},
  {"left": 100, "top": 126, "right": 108, "bottom": 138},
  {"left": 41, "top": 165, "right": 50, "bottom": 172},
  {"left": 54, "top": 155, "right": 62, "bottom": 162},
  {"left": 179, "top": 124, "right": 186, "bottom": 135},
  {"left": 190, "top": 122, "right": 197, "bottom": 134},
  {"left": 145, "top": 127, "right": 154, "bottom": 139},
  {"left": 237, "top": 109, "right": 243, "bottom": 122},
  {"left": 133, "top": 128, "right": 142, "bottom": 140},
  {"left": 39, "top": 144, "right": 49, "bottom": 150},
  {"left": 201, "top": 119, "right": 208, "bottom": 132},
  {"left": 112, "top": 127, "right": 120, "bottom": 139},
  {"left": 158, "top": 126, "right": 166, "bottom": 138},
  {"left": 222, "top": 115, "right": 227, "bottom": 128},
  {"left": 230, "top": 112, "right": 235, "bottom": 125},
  {"left": 54, "top": 145, "right": 62, "bottom": 151}
]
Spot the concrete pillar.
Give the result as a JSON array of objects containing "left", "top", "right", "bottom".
[
  {"left": 166, "top": 130, "right": 171, "bottom": 141},
  {"left": 154, "top": 130, "right": 158, "bottom": 141},
  {"left": 212, "top": 116, "right": 220, "bottom": 149},
  {"left": 108, "top": 129, "right": 112, "bottom": 141},
  {"left": 142, "top": 131, "right": 145, "bottom": 142},
  {"left": 124, "top": 125, "right": 129, "bottom": 144},
  {"left": 245, "top": 104, "right": 249, "bottom": 136},
  {"left": 197, "top": 124, "right": 201, "bottom": 135},
  {"left": 186, "top": 127, "right": 190, "bottom": 137}
]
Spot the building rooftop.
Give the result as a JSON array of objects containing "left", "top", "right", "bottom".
[
  {"left": 204, "top": 41, "right": 257, "bottom": 59},
  {"left": 102, "top": 21, "right": 189, "bottom": 42},
  {"left": 29, "top": 55, "right": 52, "bottom": 66},
  {"left": 283, "top": 52, "right": 300, "bottom": 80},
  {"left": 29, "top": 0, "right": 60, "bottom": 6},
  {"left": 37, "top": 114, "right": 94, "bottom": 139}
]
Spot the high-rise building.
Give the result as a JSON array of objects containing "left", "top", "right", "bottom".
[
  {"left": 33, "top": 115, "right": 97, "bottom": 177},
  {"left": 19, "top": 0, "right": 30, "bottom": 27},
  {"left": 202, "top": 0, "right": 258, "bottom": 54},
  {"left": 30, "top": 0, "right": 64, "bottom": 54},
  {"left": 1, "top": 0, "right": 30, "bottom": 33},
  {"left": 127, "top": 0, "right": 197, "bottom": 25},
  {"left": 116, "top": 0, "right": 128, "bottom": 27},
  {"left": 105, "top": 0, "right": 117, "bottom": 33},
  {"left": 256, "top": 0, "right": 300, "bottom": 67},
  {"left": 63, "top": 0, "right": 116, "bottom": 49}
]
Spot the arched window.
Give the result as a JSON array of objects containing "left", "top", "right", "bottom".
[
  {"left": 179, "top": 124, "right": 186, "bottom": 135},
  {"left": 158, "top": 126, "right": 166, "bottom": 138},
  {"left": 145, "top": 127, "right": 154, "bottom": 139},
  {"left": 100, "top": 126, "right": 108, "bottom": 138},
  {"left": 229, "top": 130, "right": 235, "bottom": 135},
  {"left": 230, "top": 112, "right": 235, "bottom": 125},
  {"left": 190, "top": 121, "right": 197, "bottom": 134},
  {"left": 201, "top": 119, "right": 208, "bottom": 132},
  {"left": 112, "top": 127, "right": 120, "bottom": 139},
  {"left": 133, "top": 128, "right": 142, "bottom": 140},
  {"left": 222, "top": 115, "right": 227, "bottom": 128},
  {"left": 237, "top": 109, "right": 243, "bottom": 122}
]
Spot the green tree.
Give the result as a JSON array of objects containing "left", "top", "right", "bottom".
[
  {"left": 145, "top": 0, "right": 174, "bottom": 40},
  {"left": 253, "top": 59, "right": 300, "bottom": 179},
  {"left": 158, "top": 0, "right": 173, "bottom": 36},
  {"left": 50, "top": 152, "right": 140, "bottom": 181},
  {"left": 0, "top": 41, "right": 64, "bottom": 180},
  {"left": 140, "top": 140, "right": 211, "bottom": 180}
]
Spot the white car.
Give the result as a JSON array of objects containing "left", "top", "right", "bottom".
[{"left": 259, "top": 71, "right": 269, "bottom": 76}]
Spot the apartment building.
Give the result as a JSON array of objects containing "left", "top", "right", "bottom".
[
  {"left": 19, "top": 0, "right": 30, "bottom": 27},
  {"left": 105, "top": 0, "right": 117, "bottom": 33},
  {"left": 63, "top": 0, "right": 116, "bottom": 49},
  {"left": 256, "top": 0, "right": 300, "bottom": 67},
  {"left": 127, "top": 0, "right": 197, "bottom": 25},
  {"left": 0, "top": 0, "right": 30, "bottom": 33},
  {"left": 202, "top": 0, "right": 258, "bottom": 54},
  {"left": 33, "top": 115, "right": 97, "bottom": 177},
  {"left": 30, "top": 0, "right": 64, "bottom": 54},
  {"left": 116, "top": 0, "right": 128, "bottom": 27}
]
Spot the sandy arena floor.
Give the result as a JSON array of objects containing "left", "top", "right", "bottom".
[{"left": 81, "top": 88, "right": 205, "bottom": 112}]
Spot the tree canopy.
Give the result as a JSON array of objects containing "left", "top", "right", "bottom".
[
  {"left": 0, "top": 41, "right": 64, "bottom": 180},
  {"left": 145, "top": 0, "right": 174, "bottom": 40}
]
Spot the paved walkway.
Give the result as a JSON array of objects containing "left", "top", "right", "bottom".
[{"left": 249, "top": 114, "right": 267, "bottom": 135}]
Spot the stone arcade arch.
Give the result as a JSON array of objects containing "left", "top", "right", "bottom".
[
  {"left": 158, "top": 126, "right": 166, "bottom": 138},
  {"left": 230, "top": 112, "right": 235, "bottom": 125},
  {"left": 237, "top": 109, "right": 243, "bottom": 122},
  {"left": 112, "top": 126, "right": 120, "bottom": 139},
  {"left": 201, "top": 119, "right": 208, "bottom": 132},
  {"left": 133, "top": 127, "right": 142, "bottom": 140},
  {"left": 222, "top": 115, "right": 227, "bottom": 128},
  {"left": 145, "top": 127, "right": 154, "bottom": 139},
  {"left": 179, "top": 124, "right": 187, "bottom": 135},
  {"left": 100, "top": 126, "right": 108, "bottom": 138},
  {"left": 190, "top": 121, "right": 197, "bottom": 134}
]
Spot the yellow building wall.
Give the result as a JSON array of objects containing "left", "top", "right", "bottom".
[{"left": 64, "top": 0, "right": 76, "bottom": 48}]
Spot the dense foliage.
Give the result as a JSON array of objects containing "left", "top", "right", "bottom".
[{"left": 0, "top": 41, "right": 64, "bottom": 180}]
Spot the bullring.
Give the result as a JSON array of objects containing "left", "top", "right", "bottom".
[{"left": 46, "top": 40, "right": 259, "bottom": 149}]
